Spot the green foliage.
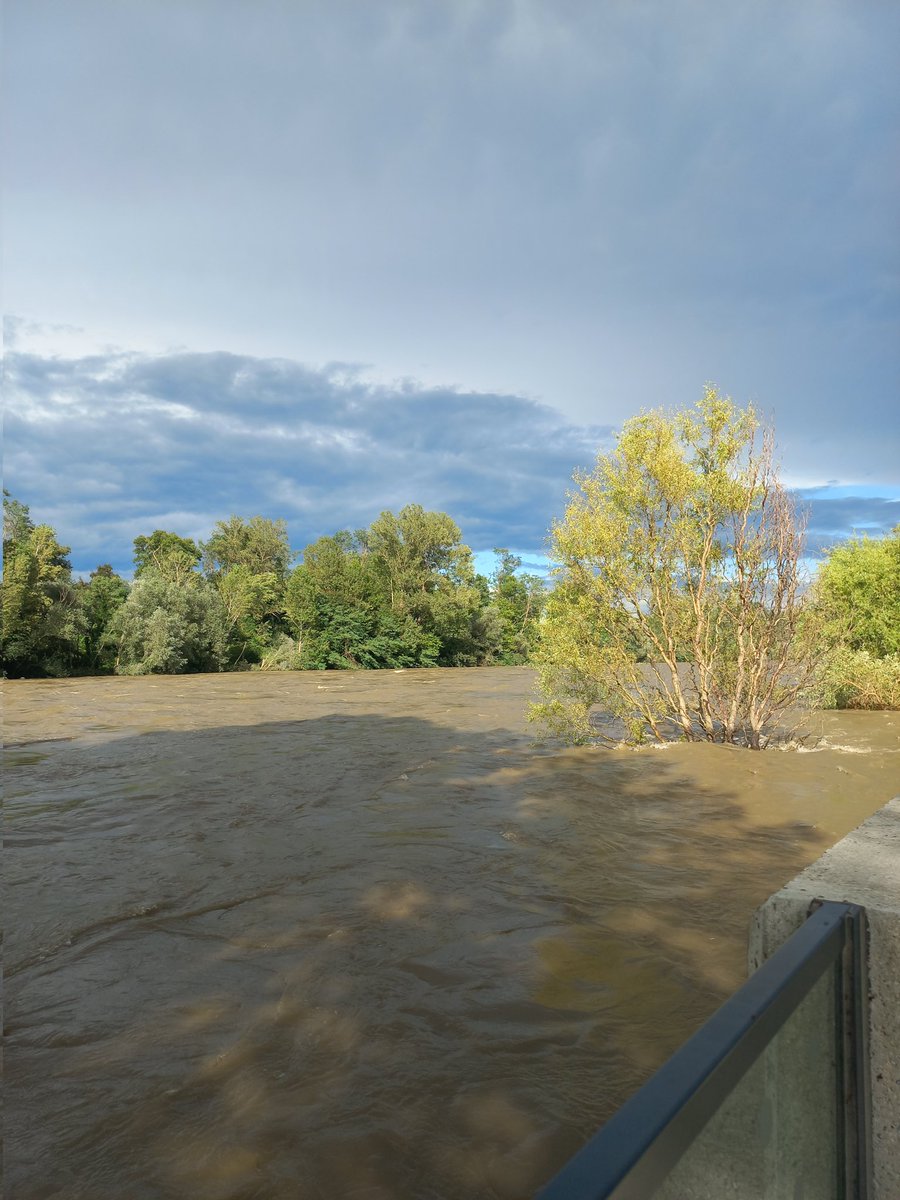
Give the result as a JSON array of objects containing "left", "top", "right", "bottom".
[
  {"left": 2, "top": 493, "right": 82, "bottom": 676},
  {"left": 105, "top": 570, "right": 227, "bottom": 674},
  {"left": 284, "top": 529, "right": 443, "bottom": 668},
  {"left": 363, "top": 505, "right": 474, "bottom": 610},
  {"left": 418, "top": 584, "right": 484, "bottom": 666},
  {"left": 3, "top": 493, "right": 33, "bottom": 543},
  {"left": 4, "top": 498, "right": 550, "bottom": 677},
  {"left": 814, "top": 527, "right": 900, "bottom": 658},
  {"left": 810, "top": 526, "right": 900, "bottom": 710},
  {"left": 349, "top": 505, "right": 503, "bottom": 666},
  {"left": 471, "top": 603, "right": 504, "bottom": 663},
  {"left": 285, "top": 532, "right": 377, "bottom": 666},
  {"left": 76, "top": 565, "right": 129, "bottom": 671},
  {"left": 287, "top": 532, "right": 383, "bottom": 618},
  {"left": 293, "top": 599, "right": 440, "bottom": 670},
  {"left": 196, "top": 517, "right": 295, "bottom": 665},
  {"left": 816, "top": 650, "right": 900, "bottom": 710},
  {"left": 256, "top": 633, "right": 305, "bottom": 671},
  {"left": 216, "top": 564, "right": 284, "bottom": 666},
  {"left": 133, "top": 530, "right": 202, "bottom": 583},
  {"left": 202, "top": 515, "right": 294, "bottom": 579},
  {"left": 490, "top": 548, "right": 546, "bottom": 664},
  {"left": 532, "top": 388, "right": 818, "bottom": 748}
]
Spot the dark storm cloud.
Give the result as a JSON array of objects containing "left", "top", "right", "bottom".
[
  {"left": 4, "top": 348, "right": 611, "bottom": 573},
  {"left": 801, "top": 495, "right": 900, "bottom": 557}
]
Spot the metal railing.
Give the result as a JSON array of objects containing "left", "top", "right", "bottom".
[{"left": 536, "top": 901, "right": 871, "bottom": 1200}]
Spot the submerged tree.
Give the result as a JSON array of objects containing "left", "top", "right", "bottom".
[{"left": 532, "top": 388, "right": 819, "bottom": 749}]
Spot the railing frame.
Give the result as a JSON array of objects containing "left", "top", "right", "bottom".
[{"left": 536, "top": 900, "right": 871, "bottom": 1200}]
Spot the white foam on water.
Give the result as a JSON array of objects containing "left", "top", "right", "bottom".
[{"left": 791, "top": 739, "right": 875, "bottom": 755}]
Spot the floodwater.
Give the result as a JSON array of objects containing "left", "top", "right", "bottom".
[{"left": 4, "top": 668, "right": 898, "bottom": 1200}]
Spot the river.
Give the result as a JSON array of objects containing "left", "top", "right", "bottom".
[{"left": 5, "top": 668, "right": 898, "bottom": 1199}]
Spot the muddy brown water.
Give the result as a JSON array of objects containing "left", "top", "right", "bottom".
[{"left": 5, "top": 668, "right": 898, "bottom": 1200}]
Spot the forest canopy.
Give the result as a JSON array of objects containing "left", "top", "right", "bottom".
[{"left": 0, "top": 495, "right": 545, "bottom": 678}]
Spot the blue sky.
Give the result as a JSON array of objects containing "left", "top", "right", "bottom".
[{"left": 3, "top": 0, "right": 898, "bottom": 577}]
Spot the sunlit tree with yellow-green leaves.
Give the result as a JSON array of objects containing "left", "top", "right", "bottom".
[{"left": 531, "top": 388, "right": 820, "bottom": 749}]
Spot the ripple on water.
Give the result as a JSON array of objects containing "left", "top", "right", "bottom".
[{"left": 4, "top": 669, "right": 896, "bottom": 1199}]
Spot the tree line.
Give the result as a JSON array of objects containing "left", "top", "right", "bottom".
[
  {"left": 1, "top": 497, "right": 546, "bottom": 677},
  {"left": 3, "top": 391, "right": 897, "bottom": 744}
]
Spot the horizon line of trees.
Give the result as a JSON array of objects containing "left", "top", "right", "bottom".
[
  {"left": 2, "top": 469, "right": 897, "bottom": 722},
  {"left": 1, "top": 494, "right": 546, "bottom": 678}
]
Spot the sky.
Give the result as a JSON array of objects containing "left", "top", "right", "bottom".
[{"left": 3, "top": 0, "right": 898, "bottom": 578}]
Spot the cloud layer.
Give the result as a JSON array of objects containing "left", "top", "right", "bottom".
[
  {"left": 5, "top": 343, "right": 895, "bottom": 576},
  {"left": 4, "top": 345, "right": 612, "bottom": 573},
  {"left": 5, "top": 1, "right": 898, "bottom": 487},
  {"left": 799, "top": 492, "right": 900, "bottom": 558}
]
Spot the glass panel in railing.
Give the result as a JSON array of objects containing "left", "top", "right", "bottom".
[{"left": 654, "top": 961, "right": 840, "bottom": 1200}]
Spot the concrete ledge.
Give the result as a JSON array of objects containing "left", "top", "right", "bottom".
[{"left": 749, "top": 797, "right": 900, "bottom": 1200}]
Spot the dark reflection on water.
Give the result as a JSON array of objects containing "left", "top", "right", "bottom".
[{"left": 5, "top": 669, "right": 897, "bottom": 1199}]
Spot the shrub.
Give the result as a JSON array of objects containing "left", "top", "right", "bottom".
[
  {"left": 814, "top": 527, "right": 900, "bottom": 658},
  {"left": 817, "top": 650, "right": 900, "bottom": 711}
]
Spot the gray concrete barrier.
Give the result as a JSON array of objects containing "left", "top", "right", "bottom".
[
  {"left": 750, "top": 797, "right": 900, "bottom": 1200},
  {"left": 655, "top": 797, "right": 899, "bottom": 1200}
]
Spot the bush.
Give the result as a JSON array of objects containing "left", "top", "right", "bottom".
[
  {"left": 814, "top": 527, "right": 900, "bottom": 658},
  {"left": 811, "top": 526, "right": 900, "bottom": 710},
  {"left": 256, "top": 634, "right": 305, "bottom": 671},
  {"left": 817, "top": 650, "right": 900, "bottom": 710}
]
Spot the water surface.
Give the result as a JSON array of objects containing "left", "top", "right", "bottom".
[{"left": 5, "top": 668, "right": 897, "bottom": 1199}]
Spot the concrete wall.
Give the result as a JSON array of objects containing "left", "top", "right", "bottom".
[
  {"left": 749, "top": 796, "right": 900, "bottom": 1200},
  {"left": 656, "top": 964, "right": 840, "bottom": 1200},
  {"left": 655, "top": 797, "right": 899, "bottom": 1200}
]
